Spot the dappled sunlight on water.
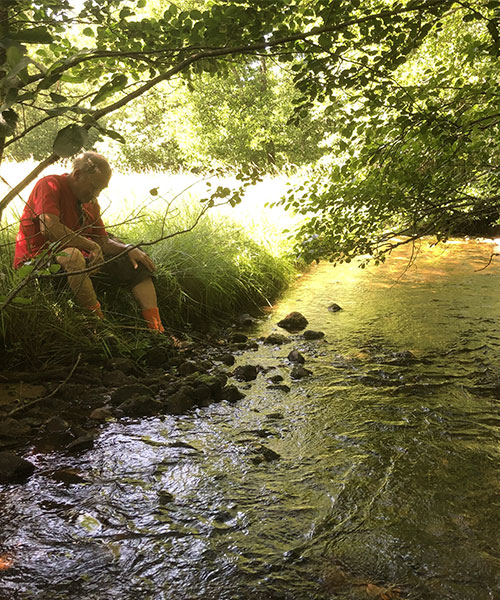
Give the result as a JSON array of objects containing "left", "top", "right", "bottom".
[{"left": 1, "top": 239, "right": 499, "bottom": 599}]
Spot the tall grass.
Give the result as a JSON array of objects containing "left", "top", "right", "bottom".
[{"left": 0, "top": 162, "right": 301, "bottom": 367}]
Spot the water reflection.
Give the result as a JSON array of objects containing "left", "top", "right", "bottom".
[{"left": 1, "top": 240, "right": 499, "bottom": 599}]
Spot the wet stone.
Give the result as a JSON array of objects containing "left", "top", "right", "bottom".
[
  {"left": 0, "top": 451, "right": 35, "bottom": 483},
  {"left": 263, "top": 333, "right": 290, "bottom": 345},
  {"left": 44, "top": 416, "right": 70, "bottom": 434},
  {"left": 89, "top": 406, "right": 114, "bottom": 421},
  {"left": 102, "top": 370, "right": 134, "bottom": 388},
  {"left": 267, "top": 384, "right": 291, "bottom": 393},
  {"left": 267, "top": 374, "right": 284, "bottom": 384},
  {"left": 117, "top": 395, "right": 161, "bottom": 418},
  {"left": 230, "top": 332, "right": 248, "bottom": 343},
  {"left": 328, "top": 303, "right": 343, "bottom": 312},
  {"left": 66, "top": 433, "right": 95, "bottom": 454},
  {"left": 303, "top": 329, "right": 325, "bottom": 340},
  {"left": 178, "top": 360, "right": 205, "bottom": 377},
  {"left": 0, "top": 418, "right": 32, "bottom": 438},
  {"left": 251, "top": 445, "right": 281, "bottom": 464},
  {"left": 277, "top": 311, "right": 309, "bottom": 332},
  {"left": 163, "top": 389, "right": 196, "bottom": 415},
  {"left": 291, "top": 366, "right": 313, "bottom": 380},
  {"left": 287, "top": 349, "right": 306, "bottom": 364},
  {"left": 220, "top": 385, "right": 246, "bottom": 403},
  {"left": 110, "top": 384, "right": 153, "bottom": 405},
  {"left": 237, "top": 313, "right": 257, "bottom": 327},
  {"left": 233, "top": 364, "right": 258, "bottom": 381},
  {"left": 104, "top": 357, "right": 139, "bottom": 374},
  {"left": 215, "top": 353, "right": 235, "bottom": 366}
]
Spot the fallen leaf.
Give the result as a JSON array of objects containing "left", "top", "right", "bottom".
[{"left": 0, "top": 554, "right": 14, "bottom": 570}]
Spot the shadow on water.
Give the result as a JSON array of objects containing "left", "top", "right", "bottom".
[{"left": 1, "top": 239, "right": 499, "bottom": 599}]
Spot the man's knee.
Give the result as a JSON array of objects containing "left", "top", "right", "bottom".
[{"left": 56, "top": 247, "right": 86, "bottom": 271}]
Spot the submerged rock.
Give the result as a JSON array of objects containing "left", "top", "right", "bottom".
[
  {"left": 221, "top": 385, "right": 246, "bottom": 403},
  {"left": 251, "top": 445, "right": 281, "bottom": 464},
  {"left": 233, "top": 364, "right": 258, "bottom": 381},
  {"left": 267, "top": 374, "right": 284, "bottom": 384},
  {"left": 291, "top": 366, "right": 313, "bottom": 379},
  {"left": 287, "top": 349, "right": 306, "bottom": 364},
  {"left": 277, "top": 311, "right": 309, "bottom": 332},
  {"left": 266, "top": 384, "right": 291, "bottom": 393},
  {"left": 303, "top": 329, "right": 325, "bottom": 340},
  {"left": 263, "top": 333, "right": 290, "bottom": 346},
  {"left": 0, "top": 451, "right": 35, "bottom": 483},
  {"left": 328, "top": 303, "right": 343, "bottom": 312}
]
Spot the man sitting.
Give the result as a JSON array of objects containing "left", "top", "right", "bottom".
[{"left": 14, "top": 151, "right": 165, "bottom": 332}]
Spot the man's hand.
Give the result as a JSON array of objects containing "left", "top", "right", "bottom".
[
  {"left": 127, "top": 246, "right": 156, "bottom": 272},
  {"left": 88, "top": 241, "right": 104, "bottom": 268}
]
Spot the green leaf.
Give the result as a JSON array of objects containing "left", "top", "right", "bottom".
[
  {"left": 91, "top": 74, "right": 128, "bottom": 105},
  {"left": 49, "top": 92, "right": 68, "bottom": 103},
  {"left": 53, "top": 124, "right": 88, "bottom": 157},
  {"left": 12, "top": 296, "right": 32, "bottom": 305},
  {"left": 82, "top": 27, "right": 94, "bottom": 36},
  {"left": 49, "top": 264, "right": 61, "bottom": 274},
  {"left": 11, "top": 28, "right": 53, "bottom": 44},
  {"left": 0, "top": 109, "right": 18, "bottom": 135},
  {"left": 37, "top": 73, "right": 61, "bottom": 91},
  {"left": 101, "top": 128, "right": 126, "bottom": 143},
  {"left": 149, "top": 187, "right": 159, "bottom": 196},
  {"left": 1, "top": 86, "right": 18, "bottom": 110},
  {"left": 6, "top": 44, "right": 24, "bottom": 69}
]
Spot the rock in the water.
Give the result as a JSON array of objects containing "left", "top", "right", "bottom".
[
  {"left": 230, "top": 332, "right": 248, "bottom": 343},
  {"left": 215, "top": 353, "right": 235, "bottom": 366},
  {"left": 0, "top": 452, "right": 35, "bottom": 483},
  {"left": 233, "top": 364, "right": 258, "bottom": 381},
  {"left": 44, "top": 416, "right": 70, "bottom": 434},
  {"left": 238, "top": 313, "right": 257, "bottom": 327},
  {"left": 303, "top": 329, "right": 325, "bottom": 340},
  {"left": 89, "top": 406, "right": 114, "bottom": 421},
  {"left": 221, "top": 385, "right": 246, "bottom": 403},
  {"left": 266, "top": 384, "right": 291, "bottom": 393},
  {"left": 178, "top": 360, "right": 205, "bottom": 377},
  {"left": 163, "top": 389, "right": 196, "bottom": 415},
  {"left": 66, "top": 433, "right": 95, "bottom": 453},
  {"left": 251, "top": 445, "right": 281, "bottom": 464},
  {"left": 117, "top": 395, "right": 161, "bottom": 417},
  {"left": 328, "top": 303, "right": 343, "bottom": 312},
  {"left": 263, "top": 333, "right": 290, "bottom": 346},
  {"left": 290, "top": 366, "right": 313, "bottom": 379},
  {"left": 110, "top": 383, "right": 153, "bottom": 405},
  {"left": 277, "top": 311, "right": 308, "bottom": 332},
  {"left": 267, "top": 374, "right": 284, "bottom": 384},
  {"left": 287, "top": 349, "right": 305, "bottom": 364}
]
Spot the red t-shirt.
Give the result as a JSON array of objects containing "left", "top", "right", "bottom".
[{"left": 14, "top": 174, "right": 107, "bottom": 268}]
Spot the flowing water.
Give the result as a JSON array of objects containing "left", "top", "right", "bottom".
[{"left": 1, "top": 240, "right": 499, "bottom": 600}]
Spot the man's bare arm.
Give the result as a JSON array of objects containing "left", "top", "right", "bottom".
[{"left": 39, "top": 213, "right": 103, "bottom": 266}]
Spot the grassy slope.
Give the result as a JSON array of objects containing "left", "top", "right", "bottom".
[{"left": 0, "top": 162, "right": 301, "bottom": 367}]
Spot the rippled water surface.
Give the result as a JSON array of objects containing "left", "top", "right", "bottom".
[{"left": 1, "top": 240, "right": 500, "bottom": 600}]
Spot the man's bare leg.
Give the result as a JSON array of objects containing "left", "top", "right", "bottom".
[
  {"left": 132, "top": 278, "right": 165, "bottom": 332},
  {"left": 56, "top": 247, "right": 100, "bottom": 310}
]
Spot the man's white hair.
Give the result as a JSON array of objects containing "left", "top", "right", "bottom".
[{"left": 72, "top": 151, "right": 111, "bottom": 178}]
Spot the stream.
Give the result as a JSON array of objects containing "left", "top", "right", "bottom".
[{"left": 1, "top": 240, "right": 499, "bottom": 599}]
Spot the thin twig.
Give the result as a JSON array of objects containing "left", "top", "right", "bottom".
[{"left": 7, "top": 353, "right": 82, "bottom": 417}]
